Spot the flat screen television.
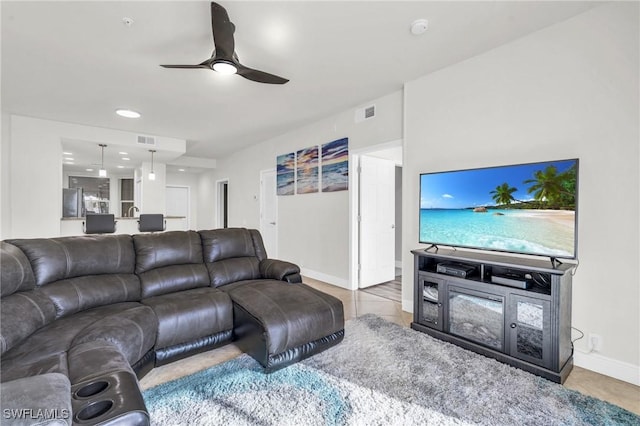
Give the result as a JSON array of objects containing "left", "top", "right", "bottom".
[{"left": 419, "top": 159, "right": 578, "bottom": 260}]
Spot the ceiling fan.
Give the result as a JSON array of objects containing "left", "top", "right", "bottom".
[{"left": 161, "top": 2, "right": 288, "bottom": 84}]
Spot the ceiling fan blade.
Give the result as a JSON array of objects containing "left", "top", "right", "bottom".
[
  {"left": 160, "top": 64, "right": 209, "bottom": 69},
  {"left": 211, "top": 2, "right": 235, "bottom": 59},
  {"left": 236, "top": 64, "right": 289, "bottom": 85}
]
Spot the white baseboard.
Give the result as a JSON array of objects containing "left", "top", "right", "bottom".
[
  {"left": 301, "top": 268, "right": 352, "bottom": 290},
  {"left": 573, "top": 350, "right": 640, "bottom": 386}
]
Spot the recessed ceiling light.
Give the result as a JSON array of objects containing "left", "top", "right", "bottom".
[
  {"left": 64, "top": 157, "right": 74, "bottom": 161},
  {"left": 86, "top": 168, "right": 94, "bottom": 172},
  {"left": 178, "top": 168, "right": 185, "bottom": 172},
  {"left": 115, "top": 109, "right": 141, "bottom": 119},
  {"left": 122, "top": 157, "right": 130, "bottom": 161},
  {"left": 63, "top": 151, "right": 73, "bottom": 155},
  {"left": 117, "top": 165, "right": 125, "bottom": 169},
  {"left": 119, "top": 151, "right": 128, "bottom": 155}
]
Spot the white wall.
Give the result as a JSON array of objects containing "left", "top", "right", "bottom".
[
  {"left": 1, "top": 113, "right": 11, "bottom": 238},
  {"left": 403, "top": 3, "right": 639, "bottom": 383},
  {"left": 201, "top": 91, "right": 403, "bottom": 285}
]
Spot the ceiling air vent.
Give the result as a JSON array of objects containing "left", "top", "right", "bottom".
[
  {"left": 137, "top": 135, "right": 156, "bottom": 146},
  {"left": 355, "top": 104, "right": 376, "bottom": 123}
]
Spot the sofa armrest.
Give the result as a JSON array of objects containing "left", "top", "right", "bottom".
[
  {"left": 259, "top": 259, "right": 301, "bottom": 283},
  {"left": 1, "top": 373, "right": 72, "bottom": 425}
]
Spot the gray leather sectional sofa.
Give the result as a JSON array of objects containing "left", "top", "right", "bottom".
[{"left": 0, "top": 228, "right": 345, "bottom": 425}]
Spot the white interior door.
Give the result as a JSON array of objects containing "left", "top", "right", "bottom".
[
  {"left": 260, "top": 169, "right": 278, "bottom": 258},
  {"left": 359, "top": 155, "right": 395, "bottom": 288},
  {"left": 166, "top": 186, "right": 189, "bottom": 229}
]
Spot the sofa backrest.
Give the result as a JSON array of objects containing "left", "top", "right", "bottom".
[
  {"left": 199, "top": 228, "right": 267, "bottom": 287},
  {"left": 0, "top": 242, "right": 56, "bottom": 355},
  {"left": 6, "top": 235, "right": 140, "bottom": 319},
  {"left": 133, "top": 230, "right": 210, "bottom": 298}
]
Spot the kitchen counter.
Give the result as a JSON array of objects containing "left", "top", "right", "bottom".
[
  {"left": 59, "top": 216, "right": 187, "bottom": 236},
  {"left": 60, "top": 216, "right": 186, "bottom": 220}
]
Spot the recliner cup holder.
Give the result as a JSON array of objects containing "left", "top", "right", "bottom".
[
  {"left": 74, "top": 380, "right": 110, "bottom": 398},
  {"left": 75, "top": 399, "right": 114, "bottom": 423}
]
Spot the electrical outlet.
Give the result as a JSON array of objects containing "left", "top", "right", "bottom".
[{"left": 588, "top": 333, "right": 603, "bottom": 352}]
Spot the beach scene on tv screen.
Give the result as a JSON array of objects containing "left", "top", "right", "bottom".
[{"left": 420, "top": 160, "right": 578, "bottom": 257}]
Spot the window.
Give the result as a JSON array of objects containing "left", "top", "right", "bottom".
[{"left": 120, "top": 178, "right": 134, "bottom": 217}]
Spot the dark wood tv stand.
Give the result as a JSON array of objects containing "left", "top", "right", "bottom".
[{"left": 411, "top": 248, "right": 576, "bottom": 383}]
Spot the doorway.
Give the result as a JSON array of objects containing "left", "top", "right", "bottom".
[
  {"left": 260, "top": 169, "right": 278, "bottom": 258},
  {"left": 350, "top": 141, "right": 403, "bottom": 300},
  {"left": 216, "top": 179, "right": 229, "bottom": 229}
]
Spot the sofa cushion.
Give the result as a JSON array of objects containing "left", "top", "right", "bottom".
[
  {"left": 133, "top": 231, "right": 203, "bottom": 274},
  {"left": 225, "top": 280, "right": 344, "bottom": 355},
  {"left": 39, "top": 274, "right": 141, "bottom": 319},
  {"left": 142, "top": 287, "right": 233, "bottom": 349},
  {"left": 137, "top": 264, "right": 210, "bottom": 299},
  {"left": 0, "top": 290, "right": 56, "bottom": 355},
  {"left": 0, "top": 242, "right": 36, "bottom": 297},
  {"left": 1, "top": 302, "right": 147, "bottom": 369},
  {"left": 71, "top": 305, "right": 156, "bottom": 366},
  {"left": 0, "top": 352, "right": 68, "bottom": 384},
  {"left": 205, "top": 257, "right": 261, "bottom": 287},
  {"left": 200, "top": 228, "right": 266, "bottom": 262},
  {"left": 7, "top": 235, "right": 135, "bottom": 286},
  {"left": 200, "top": 228, "right": 267, "bottom": 287}
]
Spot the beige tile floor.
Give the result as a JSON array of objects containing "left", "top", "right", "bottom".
[{"left": 140, "top": 277, "right": 640, "bottom": 416}]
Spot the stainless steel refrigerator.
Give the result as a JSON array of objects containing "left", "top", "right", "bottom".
[{"left": 62, "top": 188, "right": 84, "bottom": 217}]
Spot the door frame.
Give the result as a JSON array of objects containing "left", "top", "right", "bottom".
[
  {"left": 215, "top": 178, "right": 229, "bottom": 229},
  {"left": 259, "top": 168, "right": 278, "bottom": 258},
  {"left": 349, "top": 139, "right": 402, "bottom": 290}
]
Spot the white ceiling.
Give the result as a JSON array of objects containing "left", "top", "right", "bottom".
[{"left": 2, "top": 1, "right": 597, "bottom": 165}]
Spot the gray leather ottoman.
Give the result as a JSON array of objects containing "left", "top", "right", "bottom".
[{"left": 224, "top": 280, "right": 344, "bottom": 372}]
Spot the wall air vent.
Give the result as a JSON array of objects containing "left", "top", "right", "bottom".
[
  {"left": 355, "top": 104, "right": 376, "bottom": 123},
  {"left": 364, "top": 106, "right": 375, "bottom": 119},
  {"left": 137, "top": 135, "right": 156, "bottom": 146}
]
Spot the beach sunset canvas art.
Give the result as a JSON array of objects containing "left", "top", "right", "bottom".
[
  {"left": 321, "top": 138, "right": 349, "bottom": 192},
  {"left": 276, "top": 153, "right": 295, "bottom": 196},
  {"left": 420, "top": 159, "right": 578, "bottom": 258},
  {"left": 296, "top": 146, "right": 319, "bottom": 194}
]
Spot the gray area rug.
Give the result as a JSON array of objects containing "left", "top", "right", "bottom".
[{"left": 143, "top": 314, "right": 639, "bottom": 425}]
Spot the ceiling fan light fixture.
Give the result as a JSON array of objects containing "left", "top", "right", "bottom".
[{"left": 212, "top": 61, "right": 237, "bottom": 75}]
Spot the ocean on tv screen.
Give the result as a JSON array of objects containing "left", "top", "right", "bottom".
[{"left": 419, "top": 208, "right": 575, "bottom": 257}]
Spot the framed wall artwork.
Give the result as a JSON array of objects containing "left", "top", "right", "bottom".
[
  {"left": 296, "top": 146, "right": 319, "bottom": 194},
  {"left": 321, "top": 138, "right": 349, "bottom": 192},
  {"left": 276, "top": 152, "right": 295, "bottom": 196}
]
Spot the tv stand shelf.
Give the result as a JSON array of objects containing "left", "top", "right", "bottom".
[{"left": 411, "top": 248, "right": 575, "bottom": 383}]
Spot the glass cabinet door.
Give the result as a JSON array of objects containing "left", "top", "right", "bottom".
[
  {"left": 507, "top": 295, "right": 552, "bottom": 369},
  {"left": 419, "top": 275, "right": 444, "bottom": 330}
]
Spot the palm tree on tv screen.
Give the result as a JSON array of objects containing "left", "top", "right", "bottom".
[
  {"left": 524, "top": 165, "right": 575, "bottom": 209},
  {"left": 490, "top": 182, "right": 518, "bottom": 206}
]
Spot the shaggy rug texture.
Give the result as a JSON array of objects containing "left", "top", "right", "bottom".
[{"left": 143, "top": 314, "right": 638, "bottom": 425}]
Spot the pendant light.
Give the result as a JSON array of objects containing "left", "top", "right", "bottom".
[
  {"left": 98, "top": 144, "right": 107, "bottom": 177},
  {"left": 148, "top": 150, "right": 156, "bottom": 181}
]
